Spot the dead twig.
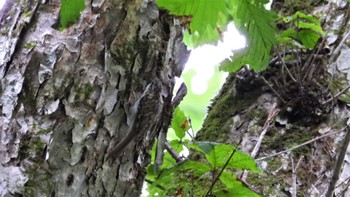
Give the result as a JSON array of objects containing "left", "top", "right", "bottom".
[
  {"left": 336, "top": 176, "right": 350, "bottom": 197},
  {"left": 303, "top": 33, "right": 329, "bottom": 82},
  {"left": 330, "top": 30, "right": 350, "bottom": 63},
  {"left": 291, "top": 155, "right": 304, "bottom": 197},
  {"left": 164, "top": 141, "right": 184, "bottom": 163},
  {"left": 241, "top": 104, "right": 279, "bottom": 181},
  {"left": 276, "top": 50, "right": 297, "bottom": 82},
  {"left": 322, "top": 84, "right": 350, "bottom": 105},
  {"left": 261, "top": 76, "right": 286, "bottom": 104},
  {"left": 325, "top": 126, "right": 350, "bottom": 197},
  {"left": 256, "top": 129, "right": 343, "bottom": 161}
]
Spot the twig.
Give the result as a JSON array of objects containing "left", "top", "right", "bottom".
[
  {"left": 322, "top": 84, "right": 350, "bottom": 105},
  {"left": 330, "top": 30, "right": 350, "bottom": 62},
  {"left": 261, "top": 76, "right": 286, "bottom": 103},
  {"left": 335, "top": 175, "right": 350, "bottom": 189},
  {"left": 145, "top": 179, "right": 166, "bottom": 190},
  {"left": 172, "top": 82, "right": 187, "bottom": 108},
  {"left": 276, "top": 50, "right": 297, "bottom": 82},
  {"left": 164, "top": 141, "right": 183, "bottom": 163},
  {"left": 241, "top": 104, "right": 279, "bottom": 181},
  {"left": 325, "top": 126, "right": 350, "bottom": 197},
  {"left": 205, "top": 149, "right": 236, "bottom": 197},
  {"left": 336, "top": 176, "right": 350, "bottom": 197},
  {"left": 187, "top": 118, "right": 195, "bottom": 140},
  {"left": 256, "top": 129, "right": 342, "bottom": 161},
  {"left": 303, "top": 32, "right": 329, "bottom": 82},
  {"left": 291, "top": 156, "right": 304, "bottom": 197}
]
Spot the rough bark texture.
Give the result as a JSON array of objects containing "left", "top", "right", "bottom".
[
  {"left": 0, "top": 0, "right": 188, "bottom": 196},
  {"left": 195, "top": 0, "right": 350, "bottom": 196}
]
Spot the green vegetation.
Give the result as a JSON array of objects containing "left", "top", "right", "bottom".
[
  {"left": 152, "top": 0, "right": 327, "bottom": 196},
  {"left": 24, "top": 42, "right": 36, "bottom": 49},
  {"left": 157, "top": 0, "right": 276, "bottom": 72},
  {"left": 59, "top": 0, "right": 85, "bottom": 30}
]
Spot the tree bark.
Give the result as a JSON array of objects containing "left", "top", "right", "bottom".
[
  {"left": 195, "top": 0, "right": 350, "bottom": 196},
  {"left": 0, "top": 0, "right": 188, "bottom": 196}
]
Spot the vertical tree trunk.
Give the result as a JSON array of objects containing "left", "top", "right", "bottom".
[
  {"left": 0, "top": 0, "right": 188, "bottom": 196},
  {"left": 195, "top": 0, "right": 350, "bottom": 196}
]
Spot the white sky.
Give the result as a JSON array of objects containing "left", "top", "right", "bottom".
[
  {"left": 183, "top": 23, "right": 246, "bottom": 94},
  {"left": 0, "top": 0, "right": 4, "bottom": 10}
]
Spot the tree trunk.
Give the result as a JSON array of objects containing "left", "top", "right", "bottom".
[
  {"left": 196, "top": 0, "right": 350, "bottom": 196},
  {"left": 0, "top": 0, "right": 188, "bottom": 196}
]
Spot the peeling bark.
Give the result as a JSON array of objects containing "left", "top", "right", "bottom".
[{"left": 0, "top": 0, "right": 188, "bottom": 196}]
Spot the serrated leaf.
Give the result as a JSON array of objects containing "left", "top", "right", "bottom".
[
  {"left": 156, "top": 0, "right": 228, "bottom": 46},
  {"left": 295, "top": 21, "right": 325, "bottom": 36},
  {"left": 298, "top": 29, "right": 321, "bottom": 48},
  {"left": 219, "top": 171, "right": 239, "bottom": 188},
  {"left": 292, "top": 11, "right": 320, "bottom": 25},
  {"left": 59, "top": 0, "right": 85, "bottom": 30},
  {"left": 171, "top": 107, "right": 190, "bottom": 139},
  {"left": 220, "top": 0, "right": 276, "bottom": 72},
  {"left": 276, "top": 12, "right": 324, "bottom": 48}
]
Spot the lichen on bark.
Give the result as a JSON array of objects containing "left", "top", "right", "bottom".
[{"left": 0, "top": 0, "right": 188, "bottom": 196}]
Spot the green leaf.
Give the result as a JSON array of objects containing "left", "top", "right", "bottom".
[
  {"left": 171, "top": 107, "right": 190, "bottom": 139},
  {"left": 156, "top": 0, "right": 228, "bottom": 46},
  {"left": 169, "top": 139, "right": 184, "bottom": 153},
  {"left": 188, "top": 142, "right": 261, "bottom": 172},
  {"left": 220, "top": 0, "right": 277, "bottom": 72},
  {"left": 276, "top": 12, "right": 324, "bottom": 49},
  {"left": 188, "top": 141, "right": 216, "bottom": 154},
  {"left": 219, "top": 171, "right": 239, "bottom": 188},
  {"left": 217, "top": 171, "right": 261, "bottom": 196},
  {"left": 59, "top": 0, "right": 85, "bottom": 30},
  {"left": 154, "top": 160, "right": 211, "bottom": 184},
  {"left": 298, "top": 29, "right": 321, "bottom": 48},
  {"left": 292, "top": 11, "right": 321, "bottom": 26},
  {"left": 276, "top": 28, "right": 298, "bottom": 41}
]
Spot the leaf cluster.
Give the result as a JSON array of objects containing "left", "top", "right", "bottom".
[
  {"left": 146, "top": 108, "right": 261, "bottom": 197},
  {"left": 157, "top": 0, "right": 325, "bottom": 73},
  {"left": 157, "top": 0, "right": 277, "bottom": 72},
  {"left": 276, "top": 11, "right": 325, "bottom": 49}
]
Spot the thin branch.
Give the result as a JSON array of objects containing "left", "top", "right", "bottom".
[
  {"left": 336, "top": 176, "right": 350, "bottom": 197},
  {"left": 335, "top": 175, "right": 350, "bottom": 189},
  {"left": 241, "top": 104, "right": 279, "bottom": 181},
  {"left": 261, "top": 76, "right": 286, "bottom": 103},
  {"left": 145, "top": 179, "right": 166, "bottom": 191},
  {"left": 322, "top": 84, "right": 350, "bottom": 105},
  {"left": 325, "top": 126, "right": 350, "bottom": 197},
  {"left": 331, "top": 30, "right": 350, "bottom": 62},
  {"left": 164, "top": 141, "right": 184, "bottom": 163},
  {"left": 291, "top": 156, "right": 304, "bottom": 197},
  {"left": 187, "top": 118, "right": 195, "bottom": 140},
  {"left": 276, "top": 50, "right": 297, "bottom": 82},
  {"left": 303, "top": 33, "right": 329, "bottom": 82},
  {"left": 256, "top": 129, "right": 342, "bottom": 161},
  {"left": 205, "top": 149, "right": 236, "bottom": 197}
]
